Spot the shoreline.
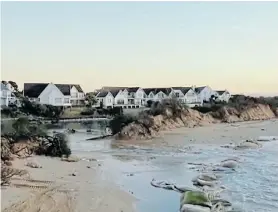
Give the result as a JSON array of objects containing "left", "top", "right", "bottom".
[
  {"left": 2, "top": 119, "right": 278, "bottom": 212},
  {"left": 1, "top": 156, "right": 136, "bottom": 212}
]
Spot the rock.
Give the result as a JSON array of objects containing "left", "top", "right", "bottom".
[
  {"left": 61, "top": 155, "right": 79, "bottom": 162},
  {"left": 87, "top": 166, "right": 91, "bottom": 168},
  {"left": 180, "top": 191, "right": 212, "bottom": 208},
  {"left": 25, "top": 161, "right": 42, "bottom": 168},
  {"left": 70, "top": 172, "right": 77, "bottom": 176},
  {"left": 221, "top": 160, "right": 238, "bottom": 169},
  {"left": 4, "top": 161, "right": 12, "bottom": 166},
  {"left": 198, "top": 173, "right": 217, "bottom": 181},
  {"left": 234, "top": 140, "right": 262, "bottom": 150},
  {"left": 180, "top": 204, "right": 210, "bottom": 212}
]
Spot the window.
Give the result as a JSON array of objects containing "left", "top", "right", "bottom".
[
  {"left": 175, "top": 93, "right": 179, "bottom": 98},
  {"left": 64, "top": 98, "right": 70, "bottom": 103}
]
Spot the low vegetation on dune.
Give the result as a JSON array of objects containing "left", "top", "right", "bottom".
[{"left": 110, "top": 96, "right": 278, "bottom": 139}]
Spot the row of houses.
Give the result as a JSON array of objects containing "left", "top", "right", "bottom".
[
  {"left": 0, "top": 82, "right": 231, "bottom": 109},
  {"left": 95, "top": 86, "right": 231, "bottom": 109}
]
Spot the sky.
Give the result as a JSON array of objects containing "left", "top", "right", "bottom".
[{"left": 1, "top": 1, "right": 278, "bottom": 96}]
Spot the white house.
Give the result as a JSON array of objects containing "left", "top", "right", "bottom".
[
  {"left": 95, "top": 91, "right": 114, "bottom": 108},
  {"left": 215, "top": 90, "right": 231, "bottom": 102},
  {"left": 99, "top": 86, "right": 147, "bottom": 108},
  {"left": 193, "top": 86, "right": 216, "bottom": 103},
  {"left": 170, "top": 87, "right": 201, "bottom": 107},
  {"left": 1, "top": 83, "right": 11, "bottom": 107},
  {"left": 23, "top": 83, "right": 85, "bottom": 107},
  {"left": 69, "top": 85, "right": 85, "bottom": 106},
  {"left": 127, "top": 87, "right": 146, "bottom": 107},
  {"left": 0, "top": 82, "right": 18, "bottom": 107},
  {"left": 143, "top": 88, "right": 172, "bottom": 103}
]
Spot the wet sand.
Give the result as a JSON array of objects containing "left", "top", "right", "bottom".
[
  {"left": 151, "top": 119, "right": 278, "bottom": 147},
  {"left": 2, "top": 119, "right": 278, "bottom": 212},
  {"left": 1, "top": 156, "right": 136, "bottom": 212}
]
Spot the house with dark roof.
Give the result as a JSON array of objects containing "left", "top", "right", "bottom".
[
  {"left": 215, "top": 90, "right": 231, "bottom": 102},
  {"left": 170, "top": 87, "right": 201, "bottom": 107},
  {"left": 95, "top": 91, "right": 114, "bottom": 108},
  {"left": 96, "top": 86, "right": 147, "bottom": 108},
  {"left": 23, "top": 83, "right": 85, "bottom": 106},
  {"left": 192, "top": 85, "right": 217, "bottom": 103},
  {"left": 143, "top": 87, "right": 173, "bottom": 102}
]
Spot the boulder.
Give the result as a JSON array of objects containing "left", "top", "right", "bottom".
[
  {"left": 25, "top": 161, "right": 42, "bottom": 168},
  {"left": 234, "top": 140, "right": 262, "bottom": 150},
  {"left": 180, "top": 204, "right": 210, "bottom": 212},
  {"left": 221, "top": 160, "right": 238, "bottom": 169},
  {"left": 61, "top": 155, "right": 79, "bottom": 162},
  {"left": 180, "top": 191, "right": 212, "bottom": 208}
]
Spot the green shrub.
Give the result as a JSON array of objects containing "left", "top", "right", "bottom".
[
  {"left": 109, "top": 114, "right": 135, "bottom": 135},
  {"left": 35, "top": 133, "right": 71, "bottom": 157}
]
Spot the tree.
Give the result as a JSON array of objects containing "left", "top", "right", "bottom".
[
  {"left": 85, "top": 93, "right": 97, "bottom": 107},
  {"left": 8, "top": 81, "right": 19, "bottom": 92}
]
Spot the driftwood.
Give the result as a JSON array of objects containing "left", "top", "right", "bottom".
[{"left": 86, "top": 135, "right": 112, "bottom": 141}]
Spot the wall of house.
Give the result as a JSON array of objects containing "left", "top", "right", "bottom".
[
  {"left": 98, "top": 93, "right": 114, "bottom": 108},
  {"left": 154, "top": 91, "right": 167, "bottom": 101},
  {"left": 39, "top": 83, "right": 71, "bottom": 106},
  {"left": 198, "top": 86, "right": 215, "bottom": 102},
  {"left": 217, "top": 92, "right": 231, "bottom": 102},
  {"left": 114, "top": 90, "right": 128, "bottom": 105},
  {"left": 135, "top": 88, "right": 146, "bottom": 106},
  {"left": 0, "top": 89, "right": 11, "bottom": 106},
  {"left": 184, "top": 89, "right": 198, "bottom": 103}
]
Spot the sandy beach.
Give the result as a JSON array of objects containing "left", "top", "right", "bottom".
[
  {"left": 2, "top": 119, "right": 278, "bottom": 212},
  {"left": 1, "top": 155, "right": 136, "bottom": 212}
]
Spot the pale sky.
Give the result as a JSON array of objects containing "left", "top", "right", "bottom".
[{"left": 1, "top": 2, "right": 278, "bottom": 96}]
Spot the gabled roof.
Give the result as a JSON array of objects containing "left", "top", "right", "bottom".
[
  {"left": 71, "top": 84, "right": 84, "bottom": 93},
  {"left": 127, "top": 87, "right": 140, "bottom": 93},
  {"left": 172, "top": 87, "right": 192, "bottom": 95},
  {"left": 216, "top": 90, "right": 227, "bottom": 95},
  {"left": 143, "top": 88, "right": 172, "bottom": 95},
  {"left": 195, "top": 86, "right": 207, "bottom": 93},
  {"left": 101, "top": 86, "right": 127, "bottom": 91},
  {"left": 96, "top": 91, "right": 110, "bottom": 98},
  {"left": 24, "top": 83, "right": 83, "bottom": 98},
  {"left": 110, "top": 89, "right": 121, "bottom": 97},
  {"left": 55, "top": 84, "right": 71, "bottom": 96},
  {"left": 24, "top": 83, "right": 49, "bottom": 98}
]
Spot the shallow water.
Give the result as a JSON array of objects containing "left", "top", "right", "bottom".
[{"left": 62, "top": 125, "right": 278, "bottom": 212}]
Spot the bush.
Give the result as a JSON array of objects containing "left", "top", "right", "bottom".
[
  {"left": 35, "top": 133, "right": 71, "bottom": 157},
  {"left": 148, "top": 98, "right": 184, "bottom": 118},
  {"left": 20, "top": 98, "right": 63, "bottom": 118},
  {"left": 109, "top": 114, "right": 135, "bottom": 135},
  {"left": 12, "top": 117, "right": 47, "bottom": 137},
  {"left": 193, "top": 105, "right": 222, "bottom": 113},
  {"left": 80, "top": 108, "right": 95, "bottom": 116},
  {"left": 146, "top": 100, "right": 154, "bottom": 107}
]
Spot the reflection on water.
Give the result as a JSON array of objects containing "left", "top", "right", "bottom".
[{"left": 53, "top": 124, "right": 278, "bottom": 212}]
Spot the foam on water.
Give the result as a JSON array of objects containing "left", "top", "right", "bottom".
[{"left": 68, "top": 131, "right": 278, "bottom": 212}]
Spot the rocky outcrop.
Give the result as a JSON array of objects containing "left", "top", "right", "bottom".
[{"left": 116, "top": 104, "right": 276, "bottom": 140}]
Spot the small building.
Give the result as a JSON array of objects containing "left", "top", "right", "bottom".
[
  {"left": 193, "top": 85, "right": 216, "bottom": 103},
  {"left": 23, "top": 83, "right": 85, "bottom": 107},
  {"left": 95, "top": 91, "right": 114, "bottom": 108},
  {"left": 0, "top": 82, "right": 18, "bottom": 107},
  {"left": 215, "top": 90, "right": 231, "bottom": 102},
  {"left": 170, "top": 87, "right": 201, "bottom": 107},
  {"left": 143, "top": 88, "right": 172, "bottom": 103}
]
